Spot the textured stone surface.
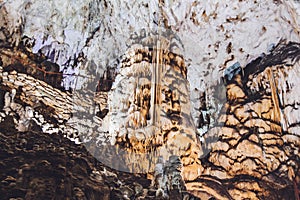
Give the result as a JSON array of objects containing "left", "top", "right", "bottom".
[
  {"left": 0, "top": 118, "right": 200, "bottom": 200},
  {"left": 187, "top": 41, "right": 300, "bottom": 199},
  {"left": 1, "top": 0, "right": 300, "bottom": 199}
]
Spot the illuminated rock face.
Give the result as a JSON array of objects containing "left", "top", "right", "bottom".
[
  {"left": 186, "top": 41, "right": 300, "bottom": 199},
  {"left": 107, "top": 34, "right": 202, "bottom": 174},
  {"left": 1, "top": 37, "right": 299, "bottom": 200},
  {"left": 1, "top": 0, "right": 300, "bottom": 199}
]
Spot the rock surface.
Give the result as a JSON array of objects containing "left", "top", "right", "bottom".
[
  {"left": 0, "top": 117, "right": 199, "bottom": 200},
  {"left": 1, "top": 0, "right": 300, "bottom": 199}
]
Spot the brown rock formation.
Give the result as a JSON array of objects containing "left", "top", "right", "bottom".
[
  {"left": 185, "top": 41, "right": 300, "bottom": 200},
  {"left": 0, "top": 35, "right": 299, "bottom": 199}
]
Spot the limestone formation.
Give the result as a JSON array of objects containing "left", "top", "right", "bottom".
[
  {"left": 186, "top": 41, "right": 300, "bottom": 199},
  {"left": 1, "top": 0, "right": 300, "bottom": 199},
  {"left": 104, "top": 33, "right": 202, "bottom": 173}
]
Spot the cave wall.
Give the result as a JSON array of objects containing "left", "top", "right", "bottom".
[{"left": 0, "top": 0, "right": 300, "bottom": 199}]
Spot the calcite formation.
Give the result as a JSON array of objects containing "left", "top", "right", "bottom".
[
  {"left": 186, "top": 41, "right": 300, "bottom": 199},
  {"left": 1, "top": 0, "right": 300, "bottom": 199},
  {"left": 1, "top": 36, "right": 299, "bottom": 200},
  {"left": 105, "top": 33, "right": 202, "bottom": 173}
]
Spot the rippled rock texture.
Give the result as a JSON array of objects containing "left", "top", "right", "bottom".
[
  {"left": 1, "top": 0, "right": 300, "bottom": 199},
  {"left": 0, "top": 118, "right": 200, "bottom": 200},
  {"left": 186, "top": 41, "right": 300, "bottom": 199}
]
